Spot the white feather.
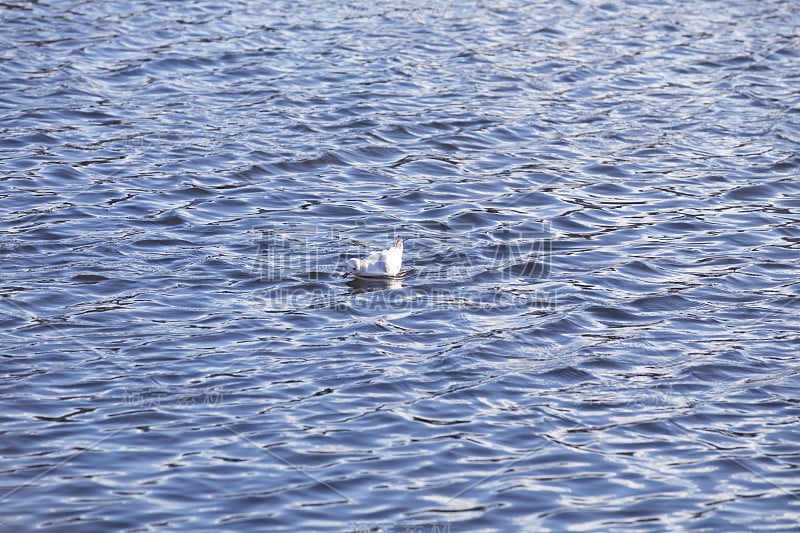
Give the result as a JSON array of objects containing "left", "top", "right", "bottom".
[{"left": 345, "top": 236, "right": 403, "bottom": 277}]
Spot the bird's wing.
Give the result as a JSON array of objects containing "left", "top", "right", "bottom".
[{"left": 357, "top": 251, "right": 386, "bottom": 275}]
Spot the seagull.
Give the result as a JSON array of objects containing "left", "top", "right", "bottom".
[{"left": 343, "top": 236, "right": 403, "bottom": 278}]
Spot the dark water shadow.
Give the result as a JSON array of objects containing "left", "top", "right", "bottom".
[{"left": 345, "top": 269, "right": 412, "bottom": 294}]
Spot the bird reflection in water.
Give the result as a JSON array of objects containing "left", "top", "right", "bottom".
[{"left": 346, "top": 274, "right": 403, "bottom": 294}]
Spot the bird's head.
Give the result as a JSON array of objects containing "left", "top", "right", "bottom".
[{"left": 343, "top": 258, "right": 359, "bottom": 277}]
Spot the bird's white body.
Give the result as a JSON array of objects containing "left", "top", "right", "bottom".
[{"left": 345, "top": 236, "right": 403, "bottom": 278}]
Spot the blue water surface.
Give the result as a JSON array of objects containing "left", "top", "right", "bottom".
[{"left": 1, "top": 1, "right": 799, "bottom": 531}]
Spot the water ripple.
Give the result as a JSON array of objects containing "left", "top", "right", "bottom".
[{"left": 2, "top": 0, "right": 800, "bottom": 531}]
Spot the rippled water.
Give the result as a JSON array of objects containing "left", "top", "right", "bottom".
[{"left": 2, "top": 0, "right": 799, "bottom": 531}]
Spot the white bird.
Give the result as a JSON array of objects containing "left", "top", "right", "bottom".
[{"left": 344, "top": 236, "right": 403, "bottom": 278}]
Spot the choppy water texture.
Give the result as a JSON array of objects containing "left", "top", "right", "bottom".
[{"left": 2, "top": 0, "right": 800, "bottom": 531}]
